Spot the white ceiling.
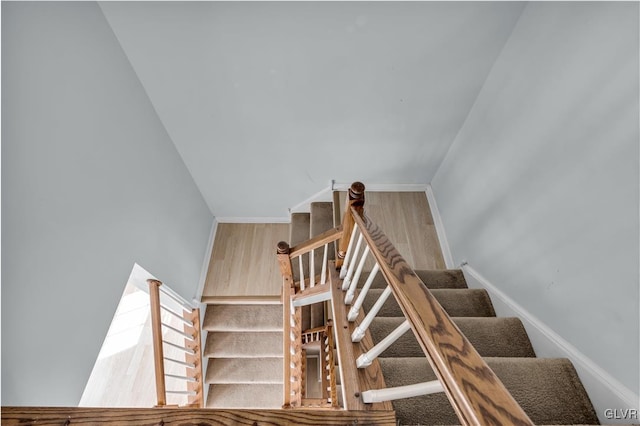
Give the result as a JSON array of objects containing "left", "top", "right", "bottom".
[{"left": 99, "top": 1, "right": 525, "bottom": 218}]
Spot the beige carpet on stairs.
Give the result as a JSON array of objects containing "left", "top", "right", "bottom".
[
  {"left": 360, "top": 268, "right": 600, "bottom": 425},
  {"left": 203, "top": 304, "right": 283, "bottom": 408}
]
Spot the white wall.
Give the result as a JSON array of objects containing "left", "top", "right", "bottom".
[
  {"left": 2, "top": 2, "right": 214, "bottom": 405},
  {"left": 432, "top": 0, "right": 638, "bottom": 401}
]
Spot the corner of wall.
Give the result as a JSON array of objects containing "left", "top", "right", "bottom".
[{"left": 425, "top": 184, "right": 454, "bottom": 269}]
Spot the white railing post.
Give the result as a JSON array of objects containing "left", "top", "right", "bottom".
[
  {"left": 356, "top": 320, "right": 410, "bottom": 368},
  {"left": 320, "top": 243, "right": 329, "bottom": 284},
  {"left": 361, "top": 381, "right": 444, "bottom": 403},
  {"left": 348, "top": 262, "right": 380, "bottom": 321},
  {"left": 298, "top": 256, "right": 305, "bottom": 291},
  {"left": 351, "top": 285, "right": 393, "bottom": 342},
  {"left": 340, "top": 225, "right": 359, "bottom": 279},
  {"left": 310, "top": 249, "right": 315, "bottom": 288},
  {"left": 342, "top": 233, "right": 364, "bottom": 291},
  {"left": 344, "top": 245, "right": 370, "bottom": 305}
]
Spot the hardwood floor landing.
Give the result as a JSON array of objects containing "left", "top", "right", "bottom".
[
  {"left": 202, "top": 223, "right": 289, "bottom": 299},
  {"left": 335, "top": 191, "right": 445, "bottom": 270},
  {"left": 202, "top": 192, "right": 444, "bottom": 299}
]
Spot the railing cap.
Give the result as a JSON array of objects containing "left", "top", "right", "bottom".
[
  {"left": 277, "top": 241, "right": 290, "bottom": 254},
  {"left": 349, "top": 182, "right": 365, "bottom": 199}
]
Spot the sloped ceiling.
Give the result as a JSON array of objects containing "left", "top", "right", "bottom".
[{"left": 100, "top": 1, "right": 525, "bottom": 218}]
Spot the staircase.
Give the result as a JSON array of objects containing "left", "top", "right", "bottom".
[
  {"left": 360, "top": 268, "right": 600, "bottom": 425},
  {"left": 200, "top": 202, "right": 336, "bottom": 409},
  {"left": 201, "top": 187, "right": 601, "bottom": 424},
  {"left": 203, "top": 303, "right": 283, "bottom": 408}
]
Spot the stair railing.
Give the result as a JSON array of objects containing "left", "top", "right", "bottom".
[
  {"left": 298, "top": 321, "right": 339, "bottom": 408},
  {"left": 277, "top": 226, "right": 343, "bottom": 408},
  {"left": 334, "top": 182, "right": 534, "bottom": 425},
  {"left": 147, "top": 279, "right": 204, "bottom": 408}
]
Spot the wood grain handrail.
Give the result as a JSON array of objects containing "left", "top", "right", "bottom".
[
  {"left": 1, "top": 407, "right": 397, "bottom": 425},
  {"left": 349, "top": 207, "right": 534, "bottom": 425},
  {"left": 147, "top": 279, "right": 204, "bottom": 408},
  {"left": 148, "top": 279, "right": 167, "bottom": 407},
  {"left": 289, "top": 226, "right": 343, "bottom": 258}
]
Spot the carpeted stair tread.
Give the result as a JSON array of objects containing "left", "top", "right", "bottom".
[
  {"left": 206, "top": 383, "right": 283, "bottom": 408},
  {"left": 290, "top": 213, "right": 310, "bottom": 284},
  {"left": 204, "top": 331, "right": 282, "bottom": 358},
  {"left": 290, "top": 212, "right": 311, "bottom": 245},
  {"left": 378, "top": 357, "right": 599, "bottom": 425},
  {"left": 365, "top": 269, "right": 468, "bottom": 290},
  {"left": 206, "top": 357, "right": 283, "bottom": 384},
  {"left": 362, "top": 288, "right": 495, "bottom": 318},
  {"left": 310, "top": 202, "right": 336, "bottom": 235},
  {"left": 368, "top": 317, "right": 536, "bottom": 358},
  {"left": 204, "top": 304, "right": 282, "bottom": 331}
]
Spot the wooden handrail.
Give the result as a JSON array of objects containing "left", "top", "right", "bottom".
[
  {"left": 336, "top": 182, "right": 365, "bottom": 269},
  {"left": 184, "top": 307, "right": 204, "bottom": 407},
  {"left": 289, "top": 226, "right": 343, "bottom": 258},
  {"left": 1, "top": 407, "right": 397, "bottom": 425},
  {"left": 325, "top": 320, "right": 339, "bottom": 408},
  {"left": 349, "top": 207, "right": 534, "bottom": 425},
  {"left": 277, "top": 242, "right": 295, "bottom": 408},
  {"left": 147, "top": 279, "right": 204, "bottom": 408},
  {"left": 148, "top": 279, "right": 167, "bottom": 407}
]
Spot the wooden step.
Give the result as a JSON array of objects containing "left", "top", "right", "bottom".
[
  {"left": 206, "top": 383, "right": 284, "bottom": 409},
  {"left": 378, "top": 357, "right": 599, "bottom": 425},
  {"left": 365, "top": 269, "right": 468, "bottom": 290},
  {"left": 369, "top": 316, "right": 536, "bottom": 358},
  {"left": 206, "top": 358, "right": 283, "bottom": 384},
  {"left": 203, "top": 304, "right": 282, "bottom": 331},
  {"left": 362, "top": 288, "right": 495, "bottom": 318},
  {"left": 204, "top": 331, "right": 282, "bottom": 358}
]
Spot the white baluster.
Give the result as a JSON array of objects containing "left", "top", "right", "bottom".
[
  {"left": 356, "top": 320, "right": 410, "bottom": 368},
  {"left": 342, "top": 233, "right": 364, "bottom": 291},
  {"left": 320, "top": 243, "right": 328, "bottom": 284},
  {"left": 340, "top": 225, "right": 359, "bottom": 279},
  {"left": 344, "top": 245, "right": 370, "bottom": 305},
  {"left": 298, "top": 256, "right": 305, "bottom": 291},
  {"left": 348, "top": 262, "right": 380, "bottom": 321},
  {"left": 352, "top": 285, "right": 393, "bottom": 342},
  {"left": 361, "top": 381, "right": 444, "bottom": 403},
  {"left": 310, "top": 249, "right": 315, "bottom": 288}
]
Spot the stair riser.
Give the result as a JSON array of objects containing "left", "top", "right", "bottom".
[
  {"left": 362, "top": 288, "right": 496, "bottom": 318},
  {"left": 369, "top": 317, "right": 535, "bottom": 358}
]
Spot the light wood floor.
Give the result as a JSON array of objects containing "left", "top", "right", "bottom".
[
  {"left": 80, "top": 282, "right": 191, "bottom": 407},
  {"left": 202, "top": 223, "right": 289, "bottom": 299},
  {"left": 336, "top": 191, "right": 446, "bottom": 271},
  {"left": 202, "top": 192, "right": 445, "bottom": 299}
]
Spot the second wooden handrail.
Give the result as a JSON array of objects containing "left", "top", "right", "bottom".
[
  {"left": 289, "top": 226, "right": 343, "bottom": 258},
  {"left": 349, "top": 206, "right": 534, "bottom": 425}
]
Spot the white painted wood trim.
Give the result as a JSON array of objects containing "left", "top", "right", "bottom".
[
  {"left": 289, "top": 185, "right": 334, "bottom": 213},
  {"left": 332, "top": 182, "right": 430, "bottom": 192},
  {"left": 362, "top": 380, "right": 444, "bottom": 403},
  {"left": 461, "top": 263, "right": 639, "bottom": 423},
  {"left": 216, "top": 217, "right": 290, "bottom": 223},
  {"left": 425, "top": 184, "right": 454, "bottom": 268},
  {"left": 194, "top": 218, "right": 217, "bottom": 303}
]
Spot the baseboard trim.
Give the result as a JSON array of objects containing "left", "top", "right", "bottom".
[
  {"left": 425, "top": 184, "right": 454, "bottom": 268},
  {"left": 216, "top": 217, "right": 290, "bottom": 224},
  {"left": 200, "top": 295, "right": 282, "bottom": 305},
  {"left": 195, "top": 218, "right": 218, "bottom": 303},
  {"left": 289, "top": 185, "right": 334, "bottom": 213},
  {"left": 461, "top": 263, "right": 639, "bottom": 423},
  {"left": 332, "top": 182, "right": 430, "bottom": 192}
]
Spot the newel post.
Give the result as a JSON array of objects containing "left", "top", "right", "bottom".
[
  {"left": 277, "top": 241, "right": 294, "bottom": 408},
  {"left": 147, "top": 279, "right": 166, "bottom": 407},
  {"left": 336, "top": 181, "right": 365, "bottom": 269}
]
